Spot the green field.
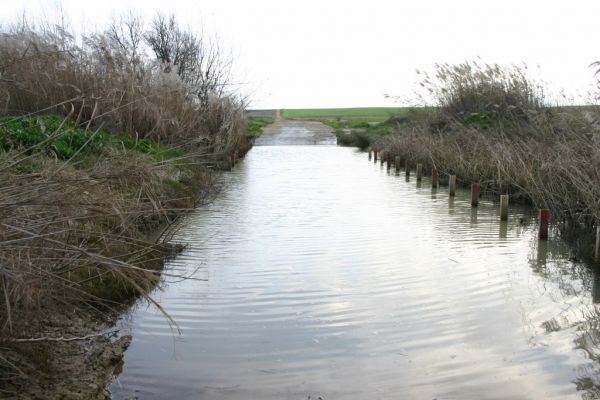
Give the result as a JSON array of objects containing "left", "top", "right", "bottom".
[{"left": 282, "top": 107, "right": 407, "bottom": 121}]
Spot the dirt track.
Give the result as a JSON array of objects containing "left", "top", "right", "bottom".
[{"left": 254, "top": 112, "right": 336, "bottom": 146}]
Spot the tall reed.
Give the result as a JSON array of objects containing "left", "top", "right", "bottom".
[
  {"left": 378, "top": 63, "right": 600, "bottom": 236},
  {"left": 0, "top": 14, "right": 248, "bottom": 389}
]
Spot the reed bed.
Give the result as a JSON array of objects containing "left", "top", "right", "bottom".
[
  {"left": 376, "top": 62, "right": 600, "bottom": 239},
  {"left": 0, "top": 15, "right": 249, "bottom": 154},
  {"left": 0, "top": 15, "right": 248, "bottom": 394}
]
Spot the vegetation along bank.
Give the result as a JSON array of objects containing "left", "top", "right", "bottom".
[
  {"left": 325, "top": 63, "right": 600, "bottom": 260},
  {"left": 0, "top": 15, "right": 256, "bottom": 398}
]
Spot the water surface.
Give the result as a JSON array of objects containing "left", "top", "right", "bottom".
[{"left": 112, "top": 145, "right": 600, "bottom": 400}]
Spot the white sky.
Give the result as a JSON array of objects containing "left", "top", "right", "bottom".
[{"left": 1, "top": 0, "right": 599, "bottom": 109}]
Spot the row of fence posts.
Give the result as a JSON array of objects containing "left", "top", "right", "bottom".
[{"left": 367, "top": 149, "right": 596, "bottom": 258}]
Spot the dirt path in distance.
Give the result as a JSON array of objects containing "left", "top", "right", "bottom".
[{"left": 255, "top": 111, "right": 336, "bottom": 146}]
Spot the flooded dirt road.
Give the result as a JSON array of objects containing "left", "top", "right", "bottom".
[
  {"left": 111, "top": 123, "right": 600, "bottom": 399},
  {"left": 254, "top": 114, "right": 336, "bottom": 146}
]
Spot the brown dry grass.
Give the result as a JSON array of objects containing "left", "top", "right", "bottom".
[
  {"left": 0, "top": 16, "right": 249, "bottom": 156},
  {"left": 0, "top": 136, "right": 215, "bottom": 390},
  {"left": 377, "top": 63, "right": 600, "bottom": 240},
  {"left": 0, "top": 15, "right": 248, "bottom": 390}
]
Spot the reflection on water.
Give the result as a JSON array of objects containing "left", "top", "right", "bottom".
[{"left": 112, "top": 146, "right": 600, "bottom": 400}]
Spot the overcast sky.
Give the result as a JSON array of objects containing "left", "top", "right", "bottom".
[{"left": 1, "top": 0, "right": 599, "bottom": 109}]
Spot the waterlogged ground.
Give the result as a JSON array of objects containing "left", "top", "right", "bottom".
[
  {"left": 112, "top": 122, "right": 600, "bottom": 399},
  {"left": 254, "top": 115, "right": 336, "bottom": 145}
]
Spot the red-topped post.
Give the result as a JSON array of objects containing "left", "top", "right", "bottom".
[
  {"left": 471, "top": 183, "right": 480, "bottom": 207},
  {"left": 539, "top": 208, "right": 550, "bottom": 240}
]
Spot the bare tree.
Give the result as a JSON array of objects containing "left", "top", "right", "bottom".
[
  {"left": 144, "top": 13, "right": 232, "bottom": 106},
  {"left": 106, "top": 13, "right": 145, "bottom": 62}
]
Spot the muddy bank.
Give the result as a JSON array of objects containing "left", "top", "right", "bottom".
[
  {"left": 0, "top": 115, "right": 252, "bottom": 399},
  {"left": 2, "top": 311, "right": 131, "bottom": 399}
]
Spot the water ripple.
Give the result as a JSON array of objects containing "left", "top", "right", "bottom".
[{"left": 112, "top": 146, "right": 600, "bottom": 400}]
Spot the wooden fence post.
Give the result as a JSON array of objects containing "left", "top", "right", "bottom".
[
  {"left": 539, "top": 208, "right": 550, "bottom": 240},
  {"left": 449, "top": 175, "right": 456, "bottom": 197},
  {"left": 500, "top": 194, "right": 509, "bottom": 221},
  {"left": 471, "top": 183, "right": 480, "bottom": 207},
  {"left": 595, "top": 224, "right": 600, "bottom": 262},
  {"left": 431, "top": 168, "right": 438, "bottom": 188}
]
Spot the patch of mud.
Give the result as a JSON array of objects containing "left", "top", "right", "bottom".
[{"left": 1, "top": 313, "right": 131, "bottom": 399}]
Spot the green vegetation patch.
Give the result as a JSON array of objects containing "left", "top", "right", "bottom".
[
  {"left": 246, "top": 117, "right": 274, "bottom": 137},
  {"left": 0, "top": 115, "right": 183, "bottom": 161},
  {"left": 463, "top": 112, "right": 499, "bottom": 129}
]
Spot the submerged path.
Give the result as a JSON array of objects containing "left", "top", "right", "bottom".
[
  {"left": 254, "top": 113, "right": 336, "bottom": 146},
  {"left": 112, "top": 120, "right": 600, "bottom": 400}
]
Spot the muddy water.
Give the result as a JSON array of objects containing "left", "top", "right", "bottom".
[{"left": 112, "top": 144, "right": 600, "bottom": 400}]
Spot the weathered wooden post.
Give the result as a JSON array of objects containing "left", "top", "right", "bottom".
[
  {"left": 405, "top": 160, "right": 410, "bottom": 178},
  {"left": 431, "top": 168, "right": 438, "bottom": 188},
  {"left": 380, "top": 152, "right": 385, "bottom": 166},
  {"left": 499, "top": 220, "right": 508, "bottom": 239},
  {"left": 448, "top": 175, "right": 456, "bottom": 197},
  {"left": 594, "top": 222, "right": 600, "bottom": 261},
  {"left": 416, "top": 163, "right": 423, "bottom": 181},
  {"left": 538, "top": 208, "right": 550, "bottom": 240},
  {"left": 374, "top": 149, "right": 378, "bottom": 162},
  {"left": 394, "top": 156, "right": 400, "bottom": 173},
  {"left": 386, "top": 154, "right": 391, "bottom": 171},
  {"left": 471, "top": 183, "right": 480, "bottom": 207},
  {"left": 368, "top": 150, "right": 372, "bottom": 161},
  {"left": 500, "top": 194, "right": 509, "bottom": 221},
  {"left": 593, "top": 273, "right": 600, "bottom": 302}
]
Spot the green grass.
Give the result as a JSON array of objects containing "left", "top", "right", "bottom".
[
  {"left": 282, "top": 107, "right": 407, "bottom": 121},
  {"left": 319, "top": 108, "right": 436, "bottom": 149},
  {"left": 0, "top": 115, "right": 183, "bottom": 161},
  {"left": 246, "top": 117, "right": 274, "bottom": 137}
]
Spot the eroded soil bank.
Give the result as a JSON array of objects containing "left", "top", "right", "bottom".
[
  {"left": 0, "top": 116, "right": 252, "bottom": 399},
  {"left": 4, "top": 314, "right": 130, "bottom": 399}
]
